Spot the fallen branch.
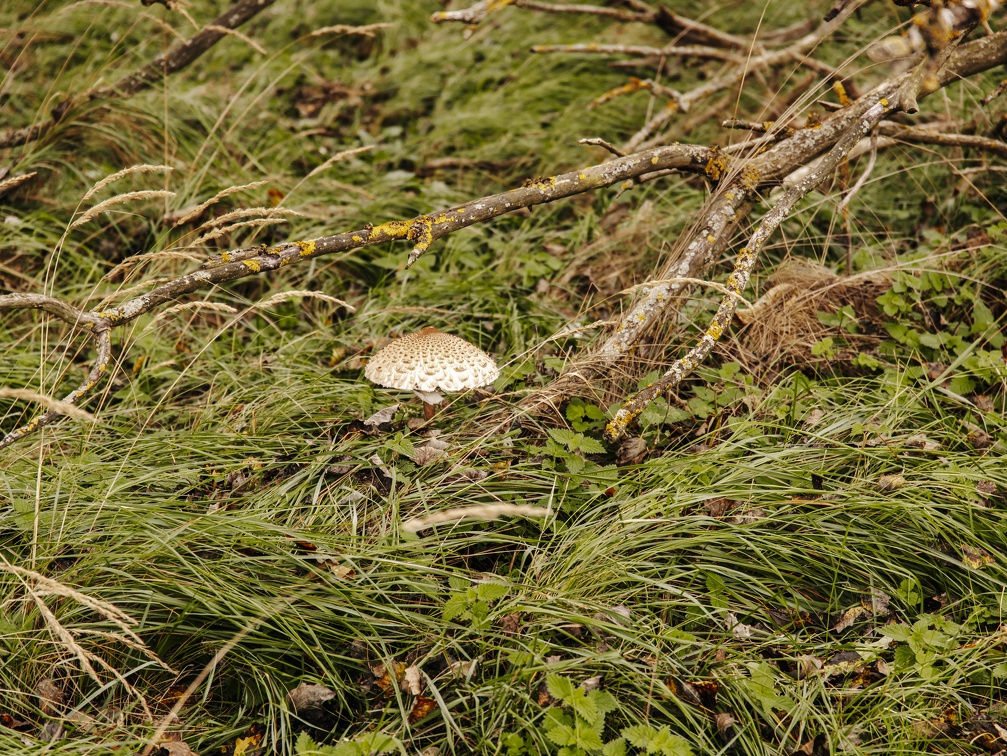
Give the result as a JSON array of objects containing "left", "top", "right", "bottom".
[
  {"left": 0, "top": 0, "right": 277, "bottom": 150},
  {"left": 605, "top": 96, "right": 892, "bottom": 440}
]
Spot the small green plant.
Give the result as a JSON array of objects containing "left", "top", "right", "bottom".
[
  {"left": 881, "top": 615, "right": 962, "bottom": 680},
  {"left": 547, "top": 428, "right": 607, "bottom": 456},
  {"left": 443, "top": 576, "right": 510, "bottom": 627},
  {"left": 295, "top": 731, "right": 398, "bottom": 755},
  {"left": 566, "top": 398, "right": 607, "bottom": 432},
  {"left": 521, "top": 674, "right": 695, "bottom": 756}
]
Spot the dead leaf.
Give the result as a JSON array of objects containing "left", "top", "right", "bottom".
[
  {"left": 976, "top": 480, "right": 998, "bottom": 499},
  {"left": 157, "top": 742, "right": 198, "bottom": 756},
  {"left": 965, "top": 422, "right": 994, "bottom": 451},
  {"left": 499, "top": 612, "right": 522, "bottom": 634},
  {"left": 974, "top": 394, "right": 995, "bottom": 412},
  {"left": 35, "top": 677, "right": 63, "bottom": 716},
  {"left": 616, "top": 437, "right": 648, "bottom": 465},
  {"left": 448, "top": 658, "right": 478, "bottom": 679},
  {"left": 703, "top": 497, "right": 739, "bottom": 517},
  {"left": 372, "top": 662, "right": 406, "bottom": 696},
  {"left": 962, "top": 545, "right": 995, "bottom": 570},
  {"left": 730, "top": 506, "right": 766, "bottom": 524},
  {"left": 904, "top": 433, "right": 939, "bottom": 451},
  {"left": 402, "top": 665, "right": 422, "bottom": 696},
  {"left": 408, "top": 695, "right": 437, "bottom": 724},
  {"left": 833, "top": 604, "right": 870, "bottom": 631},
  {"left": 877, "top": 473, "right": 906, "bottom": 491},
  {"left": 712, "top": 712, "right": 737, "bottom": 736},
  {"left": 287, "top": 682, "right": 336, "bottom": 712},
  {"left": 412, "top": 446, "right": 442, "bottom": 466},
  {"left": 726, "top": 612, "right": 753, "bottom": 638},
  {"left": 368, "top": 454, "right": 393, "bottom": 479},
  {"left": 364, "top": 404, "right": 399, "bottom": 427}
]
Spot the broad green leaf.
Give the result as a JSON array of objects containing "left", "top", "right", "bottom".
[
  {"left": 880, "top": 624, "right": 912, "bottom": 642},
  {"left": 475, "top": 582, "right": 510, "bottom": 601},
  {"left": 443, "top": 595, "right": 468, "bottom": 622},
  {"left": 544, "top": 709, "right": 577, "bottom": 747},
  {"left": 577, "top": 436, "right": 606, "bottom": 454},
  {"left": 546, "top": 674, "right": 576, "bottom": 703},
  {"left": 548, "top": 428, "right": 579, "bottom": 448}
]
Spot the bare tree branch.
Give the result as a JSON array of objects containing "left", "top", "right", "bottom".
[
  {"left": 605, "top": 97, "right": 892, "bottom": 440},
  {"left": 0, "top": 0, "right": 277, "bottom": 150}
]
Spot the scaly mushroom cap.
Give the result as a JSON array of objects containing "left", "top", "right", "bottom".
[{"left": 364, "top": 327, "right": 499, "bottom": 394}]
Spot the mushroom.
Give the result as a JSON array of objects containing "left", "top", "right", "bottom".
[{"left": 364, "top": 327, "right": 499, "bottom": 420}]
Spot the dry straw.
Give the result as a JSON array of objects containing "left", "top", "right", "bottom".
[
  {"left": 143, "top": 301, "right": 239, "bottom": 332},
  {"left": 171, "top": 180, "right": 269, "bottom": 226},
  {"left": 80, "top": 164, "right": 172, "bottom": 203},
  {"left": 403, "top": 504, "right": 550, "bottom": 532},
  {"left": 0, "top": 388, "right": 97, "bottom": 422},
  {"left": 191, "top": 217, "right": 289, "bottom": 246},
  {"left": 71, "top": 190, "right": 175, "bottom": 228},
  {"left": 253, "top": 290, "right": 356, "bottom": 312}
]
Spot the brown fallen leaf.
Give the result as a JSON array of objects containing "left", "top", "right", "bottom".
[
  {"left": 287, "top": 682, "right": 336, "bottom": 712},
  {"left": 408, "top": 696, "right": 437, "bottom": 724}
]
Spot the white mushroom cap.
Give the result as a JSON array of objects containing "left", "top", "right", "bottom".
[{"left": 365, "top": 327, "right": 499, "bottom": 395}]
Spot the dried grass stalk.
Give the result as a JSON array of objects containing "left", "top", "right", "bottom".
[
  {"left": 191, "top": 217, "right": 288, "bottom": 246},
  {"left": 80, "top": 164, "right": 172, "bottom": 203},
  {"left": 403, "top": 504, "right": 549, "bottom": 532},
  {"left": 143, "top": 301, "right": 239, "bottom": 332},
  {"left": 0, "top": 388, "right": 98, "bottom": 422},
  {"left": 169, "top": 180, "right": 269, "bottom": 226},
  {"left": 71, "top": 190, "right": 176, "bottom": 228},
  {"left": 254, "top": 290, "right": 355, "bottom": 312}
]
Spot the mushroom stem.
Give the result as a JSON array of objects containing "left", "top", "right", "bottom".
[{"left": 423, "top": 401, "right": 436, "bottom": 421}]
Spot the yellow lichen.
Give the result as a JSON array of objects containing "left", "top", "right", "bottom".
[
  {"left": 297, "top": 240, "right": 316, "bottom": 257},
  {"left": 352, "top": 235, "right": 363, "bottom": 242},
  {"left": 707, "top": 321, "right": 723, "bottom": 340},
  {"left": 705, "top": 153, "right": 729, "bottom": 181},
  {"left": 651, "top": 156, "right": 659, "bottom": 165},
  {"left": 578, "top": 172, "right": 587, "bottom": 180},
  {"left": 706, "top": 234, "right": 715, "bottom": 243},
  {"left": 368, "top": 220, "right": 413, "bottom": 240},
  {"left": 220, "top": 251, "right": 232, "bottom": 263},
  {"left": 242, "top": 260, "right": 260, "bottom": 272}
]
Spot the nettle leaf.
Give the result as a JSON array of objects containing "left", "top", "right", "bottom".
[
  {"left": 548, "top": 428, "right": 579, "bottom": 449},
  {"left": 443, "top": 595, "right": 468, "bottom": 622},
  {"left": 546, "top": 674, "right": 576, "bottom": 704},
  {"left": 295, "top": 732, "right": 320, "bottom": 755},
  {"left": 544, "top": 708, "right": 577, "bottom": 747},
  {"left": 744, "top": 662, "right": 795, "bottom": 712},
  {"left": 575, "top": 724, "right": 604, "bottom": 751},
  {"left": 567, "top": 687, "right": 598, "bottom": 726},
  {"left": 602, "top": 738, "right": 628, "bottom": 756},
  {"left": 593, "top": 690, "right": 618, "bottom": 718},
  {"left": 880, "top": 624, "right": 912, "bottom": 642},
  {"left": 577, "top": 436, "right": 606, "bottom": 455},
  {"left": 622, "top": 724, "right": 693, "bottom": 755},
  {"left": 894, "top": 644, "right": 916, "bottom": 669},
  {"left": 448, "top": 576, "right": 470, "bottom": 591},
  {"left": 475, "top": 582, "right": 510, "bottom": 602}
]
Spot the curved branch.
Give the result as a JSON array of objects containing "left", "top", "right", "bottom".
[
  {"left": 604, "top": 96, "right": 893, "bottom": 441},
  {"left": 0, "top": 292, "right": 105, "bottom": 330},
  {"left": 0, "top": 329, "right": 112, "bottom": 451},
  {"left": 94, "top": 142, "right": 714, "bottom": 327}
]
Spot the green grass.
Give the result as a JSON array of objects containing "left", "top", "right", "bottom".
[{"left": 2, "top": 0, "right": 1007, "bottom": 754}]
